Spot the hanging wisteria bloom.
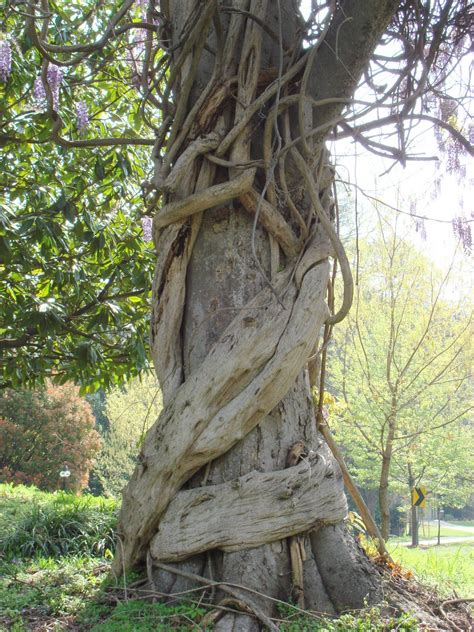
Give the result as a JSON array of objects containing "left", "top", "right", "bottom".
[
  {"left": 136, "top": 0, "right": 148, "bottom": 20},
  {"left": 452, "top": 217, "right": 472, "bottom": 255},
  {"left": 76, "top": 100, "right": 89, "bottom": 132},
  {"left": 33, "top": 64, "right": 63, "bottom": 109},
  {"left": 47, "top": 64, "right": 63, "bottom": 108},
  {"left": 141, "top": 216, "right": 153, "bottom": 242},
  {"left": 0, "top": 39, "right": 12, "bottom": 82},
  {"left": 33, "top": 76, "right": 46, "bottom": 102},
  {"left": 128, "top": 32, "right": 146, "bottom": 89}
]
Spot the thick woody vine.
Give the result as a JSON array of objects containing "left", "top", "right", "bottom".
[{"left": 114, "top": 1, "right": 358, "bottom": 576}]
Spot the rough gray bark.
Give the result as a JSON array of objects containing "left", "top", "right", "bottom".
[
  {"left": 380, "top": 452, "right": 393, "bottom": 541},
  {"left": 114, "top": 0, "right": 399, "bottom": 626},
  {"left": 150, "top": 445, "right": 347, "bottom": 563}
]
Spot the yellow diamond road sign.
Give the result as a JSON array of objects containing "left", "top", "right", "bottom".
[{"left": 411, "top": 486, "right": 427, "bottom": 508}]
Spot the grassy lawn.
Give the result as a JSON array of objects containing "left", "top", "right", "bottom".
[
  {"left": 0, "top": 483, "right": 49, "bottom": 536},
  {"left": 388, "top": 541, "right": 474, "bottom": 598},
  {"left": 448, "top": 520, "right": 474, "bottom": 528},
  {"left": 0, "top": 483, "right": 468, "bottom": 630},
  {"left": 0, "top": 483, "right": 116, "bottom": 536},
  {"left": 390, "top": 525, "right": 474, "bottom": 542}
]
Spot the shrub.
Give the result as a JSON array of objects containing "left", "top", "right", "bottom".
[
  {"left": 0, "top": 492, "right": 117, "bottom": 559},
  {"left": 0, "top": 383, "right": 101, "bottom": 492}
]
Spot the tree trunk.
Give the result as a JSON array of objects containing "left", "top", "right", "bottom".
[
  {"left": 114, "top": 1, "right": 399, "bottom": 625},
  {"left": 379, "top": 402, "right": 397, "bottom": 540},
  {"left": 379, "top": 453, "right": 392, "bottom": 541},
  {"left": 408, "top": 465, "right": 419, "bottom": 547}
]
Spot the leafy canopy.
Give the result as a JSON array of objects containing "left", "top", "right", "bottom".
[
  {"left": 1, "top": 1, "right": 158, "bottom": 391},
  {"left": 328, "top": 218, "right": 473, "bottom": 505},
  {"left": 1, "top": 0, "right": 472, "bottom": 392}
]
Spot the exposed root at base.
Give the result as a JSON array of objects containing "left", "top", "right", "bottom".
[{"left": 103, "top": 556, "right": 474, "bottom": 632}]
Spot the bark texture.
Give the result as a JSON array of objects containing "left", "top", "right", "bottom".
[
  {"left": 114, "top": 0, "right": 400, "bottom": 625},
  {"left": 150, "top": 444, "right": 347, "bottom": 563}
]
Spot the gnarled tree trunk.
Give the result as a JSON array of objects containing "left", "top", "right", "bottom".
[{"left": 114, "top": 1, "right": 398, "bottom": 627}]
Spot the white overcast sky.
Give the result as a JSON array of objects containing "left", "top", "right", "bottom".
[{"left": 299, "top": 1, "right": 473, "bottom": 276}]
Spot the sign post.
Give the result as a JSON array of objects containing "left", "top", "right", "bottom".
[
  {"left": 59, "top": 466, "right": 71, "bottom": 492},
  {"left": 437, "top": 506, "right": 444, "bottom": 546},
  {"left": 410, "top": 485, "right": 427, "bottom": 547}
]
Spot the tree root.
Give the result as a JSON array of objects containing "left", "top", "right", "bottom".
[{"left": 152, "top": 561, "right": 280, "bottom": 632}]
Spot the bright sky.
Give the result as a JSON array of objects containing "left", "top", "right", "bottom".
[
  {"left": 333, "top": 133, "right": 472, "bottom": 264},
  {"left": 299, "top": 1, "right": 473, "bottom": 277}
]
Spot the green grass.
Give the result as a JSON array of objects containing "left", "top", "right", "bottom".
[
  {"left": 0, "top": 555, "right": 110, "bottom": 630},
  {"left": 85, "top": 601, "right": 208, "bottom": 631},
  {"left": 0, "top": 483, "right": 49, "bottom": 536},
  {"left": 388, "top": 541, "right": 474, "bottom": 597},
  {"left": 0, "top": 483, "right": 117, "bottom": 560},
  {"left": 0, "top": 483, "right": 116, "bottom": 534},
  {"left": 0, "top": 483, "right": 468, "bottom": 630},
  {"left": 448, "top": 520, "right": 474, "bottom": 528},
  {"left": 276, "top": 604, "right": 418, "bottom": 631}
]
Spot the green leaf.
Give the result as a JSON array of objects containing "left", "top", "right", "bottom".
[{"left": 94, "top": 157, "right": 106, "bottom": 181}]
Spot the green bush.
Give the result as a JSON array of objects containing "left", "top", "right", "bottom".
[{"left": 1, "top": 493, "right": 117, "bottom": 559}]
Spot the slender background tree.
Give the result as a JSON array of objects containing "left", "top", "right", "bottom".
[
  {"left": 329, "top": 216, "right": 472, "bottom": 539},
  {"left": 93, "top": 372, "right": 162, "bottom": 497}
]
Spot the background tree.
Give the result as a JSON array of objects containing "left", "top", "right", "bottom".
[
  {"left": 1, "top": 0, "right": 473, "bottom": 627},
  {"left": 329, "top": 217, "right": 472, "bottom": 539},
  {"left": 0, "top": 382, "right": 101, "bottom": 492},
  {"left": 1, "top": 3, "right": 155, "bottom": 391},
  {"left": 400, "top": 423, "right": 473, "bottom": 513},
  {"left": 93, "top": 373, "right": 162, "bottom": 497},
  {"left": 402, "top": 420, "right": 474, "bottom": 545}
]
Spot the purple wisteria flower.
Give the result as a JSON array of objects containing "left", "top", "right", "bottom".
[
  {"left": 47, "top": 64, "right": 63, "bottom": 108},
  {"left": 33, "top": 64, "right": 63, "bottom": 109},
  {"left": 0, "top": 39, "right": 12, "bottom": 82},
  {"left": 33, "top": 76, "right": 46, "bottom": 101},
  {"left": 452, "top": 217, "right": 472, "bottom": 255},
  {"left": 76, "top": 100, "right": 89, "bottom": 131},
  {"left": 136, "top": 0, "right": 148, "bottom": 20},
  {"left": 141, "top": 216, "right": 153, "bottom": 241}
]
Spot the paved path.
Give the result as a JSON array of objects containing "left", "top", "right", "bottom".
[
  {"left": 394, "top": 535, "right": 474, "bottom": 547},
  {"left": 390, "top": 521, "right": 474, "bottom": 547},
  {"left": 425, "top": 520, "right": 474, "bottom": 533}
]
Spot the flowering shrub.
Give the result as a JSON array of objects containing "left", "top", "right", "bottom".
[
  {"left": 0, "top": 9, "right": 154, "bottom": 393},
  {"left": 0, "top": 383, "right": 101, "bottom": 492}
]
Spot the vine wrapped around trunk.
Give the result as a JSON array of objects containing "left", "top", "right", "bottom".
[{"left": 114, "top": 0, "right": 399, "bottom": 625}]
